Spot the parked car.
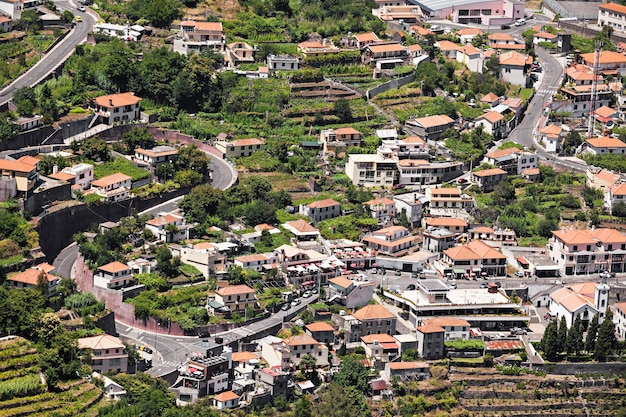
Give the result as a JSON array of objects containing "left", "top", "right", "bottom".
[
  {"left": 480, "top": 282, "right": 487, "bottom": 288},
  {"left": 457, "top": 177, "right": 467, "bottom": 184},
  {"left": 77, "top": 5, "right": 86, "bottom": 11},
  {"left": 281, "top": 303, "right": 290, "bottom": 311},
  {"left": 510, "top": 327, "right": 527, "bottom": 335},
  {"left": 406, "top": 284, "right": 416, "bottom": 291},
  {"left": 303, "top": 291, "right": 312, "bottom": 298},
  {"left": 291, "top": 298, "right": 301, "bottom": 306},
  {"left": 514, "top": 18, "right": 526, "bottom": 26},
  {"left": 411, "top": 272, "right": 419, "bottom": 278},
  {"left": 500, "top": 24, "right": 511, "bottom": 30},
  {"left": 495, "top": 281, "right": 502, "bottom": 288},
  {"left": 514, "top": 271, "right": 524, "bottom": 277},
  {"left": 449, "top": 282, "right": 457, "bottom": 289},
  {"left": 395, "top": 269, "right": 402, "bottom": 276}
]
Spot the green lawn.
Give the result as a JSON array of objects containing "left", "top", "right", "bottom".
[
  {"left": 0, "top": 254, "right": 23, "bottom": 267},
  {"left": 519, "top": 88, "right": 534, "bottom": 100},
  {"left": 93, "top": 157, "right": 150, "bottom": 181}
]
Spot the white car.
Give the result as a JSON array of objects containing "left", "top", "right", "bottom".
[
  {"left": 449, "top": 282, "right": 457, "bottom": 289},
  {"left": 77, "top": 5, "right": 86, "bottom": 11},
  {"left": 514, "top": 271, "right": 524, "bottom": 277}
]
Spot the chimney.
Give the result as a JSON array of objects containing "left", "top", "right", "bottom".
[
  {"left": 109, "top": 99, "right": 113, "bottom": 106},
  {"left": 52, "top": 165, "right": 58, "bottom": 174}
]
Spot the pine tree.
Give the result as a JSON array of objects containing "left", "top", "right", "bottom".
[
  {"left": 541, "top": 319, "right": 559, "bottom": 361},
  {"left": 557, "top": 316, "right": 568, "bottom": 353},
  {"left": 586, "top": 314, "right": 599, "bottom": 353},
  {"left": 565, "top": 315, "right": 582, "bottom": 356},
  {"left": 594, "top": 308, "right": 617, "bottom": 362}
]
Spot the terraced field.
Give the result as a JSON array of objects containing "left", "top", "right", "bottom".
[
  {"left": 451, "top": 367, "right": 626, "bottom": 416},
  {"left": 0, "top": 337, "right": 106, "bottom": 417}
]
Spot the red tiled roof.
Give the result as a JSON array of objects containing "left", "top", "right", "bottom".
[
  {"left": 98, "top": 261, "right": 130, "bottom": 274},
  {"left": 352, "top": 304, "right": 394, "bottom": 321},
  {"left": 306, "top": 322, "right": 334, "bottom": 332},
  {"left": 216, "top": 284, "right": 256, "bottom": 296},
  {"left": 91, "top": 173, "right": 132, "bottom": 188},
  {"left": 93, "top": 92, "right": 141, "bottom": 108}
]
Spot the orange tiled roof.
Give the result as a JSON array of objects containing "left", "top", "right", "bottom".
[
  {"left": 306, "top": 322, "right": 335, "bottom": 332},
  {"left": 499, "top": 51, "right": 530, "bottom": 66},
  {"left": 551, "top": 229, "right": 596, "bottom": 245},
  {"left": 367, "top": 43, "right": 406, "bottom": 53},
  {"left": 354, "top": 32, "right": 380, "bottom": 42},
  {"left": 414, "top": 114, "right": 455, "bottom": 128},
  {"left": 581, "top": 50, "right": 626, "bottom": 65},
  {"left": 216, "top": 284, "right": 255, "bottom": 296},
  {"left": 283, "top": 334, "right": 319, "bottom": 346},
  {"left": 424, "top": 317, "right": 471, "bottom": 327},
  {"left": 361, "top": 333, "right": 396, "bottom": 344},
  {"left": 364, "top": 197, "right": 394, "bottom": 206},
  {"left": 93, "top": 92, "right": 141, "bottom": 108},
  {"left": 425, "top": 217, "right": 468, "bottom": 227},
  {"left": 213, "top": 391, "right": 239, "bottom": 402},
  {"left": 488, "top": 32, "right": 514, "bottom": 41},
  {"left": 599, "top": 2, "right": 626, "bottom": 14},
  {"left": 388, "top": 361, "right": 430, "bottom": 370},
  {"left": 0, "top": 159, "right": 36, "bottom": 173},
  {"left": 229, "top": 138, "right": 265, "bottom": 147},
  {"left": 473, "top": 168, "right": 507, "bottom": 177},
  {"left": 285, "top": 219, "right": 318, "bottom": 233},
  {"left": 334, "top": 127, "right": 361, "bottom": 136},
  {"left": 91, "top": 172, "right": 132, "bottom": 188},
  {"left": 478, "top": 111, "right": 504, "bottom": 124},
  {"left": 7, "top": 268, "right": 59, "bottom": 286},
  {"left": 480, "top": 92, "right": 499, "bottom": 103},
  {"left": 145, "top": 214, "right": 180, "bottom": 226},
  {"left": 485, "top": 147, "right": 521, "bottom": 159},
  {"left": 307, "top": 198, "right": 340, "bottom": 209},
  {"left": 181, "top": 20, "right": 223, "bottom": 31},
  {"left": 329, "top": 276, "right": 354, "bottom": 289},
  {"left": 352, "top": 304, "right": 394, "bottom": 321},
  {"left": 417, "top": 323, "right": 445, "bottom": 333},
  {"left": 98, "top": 261, "right": 130, "bottom": 274},
  {"left": 436, "top": 40, "right": 460, "bottom": 51},
  {"left": 586, "top": 136, "right": 626, "bottom": 148}
]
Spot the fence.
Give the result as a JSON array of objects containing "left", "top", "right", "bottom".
[{"left": 367, "top": 73, "right": 416, "bottom": 100}]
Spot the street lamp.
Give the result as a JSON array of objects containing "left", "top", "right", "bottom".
[{"left": 154, "top": 321, "right": 161, "bottom": 363}]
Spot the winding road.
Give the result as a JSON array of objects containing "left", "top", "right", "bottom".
[{"left": 0, "top": 0, "right": 95, "bottom": 105}]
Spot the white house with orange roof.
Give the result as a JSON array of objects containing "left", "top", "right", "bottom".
[
  {"left": 134, "top": 145, "right": 178, "bottom": 167},
  {"left": 475, "top": 111, "right": 506, "bottom": 139},
  {"left": 6, "top": 265, "right": 61, "bottom": 296},
  {"left": 483, "top": 147, "right": 537, "bottom": 175},
  {"left": 592, "top": 105, "right": 620, "bottom": 129},
  {"left": 89, "top": 172, "right": 132, "bottom": 202},
  {"left": 565, "top": 64, "right": 602, "bottom": 87},
  {"left": 548, "top": 281, "right": 609, "bottom": 328},
  {"left": 212, "top": 391, "right": 240, "bottom": 410},
  {"left": 233, "top": 253, "right": 279, "bottom": 272},
  {"left": 548, "top": 228, "right": 626, "bottom": 275},
  {"left": 404, "top": 114, "right": 455, "bottom": 141},
  {"left": 598, "top": 2, "right": 626, "bottom": 32},
  {"left": 362, "top": 42, "right": 408, "bottom": 65},
  {"left": 488, "top": 32, "right": 515, "bottom": 46},
  {"left": 421, "top": 317, "right": 471, "bottom": 340},
  {"left": 261, "top": 334, "right": 329, "bottom": 369},
  {"left": 582, "top": 136, "right": 626, "bottom": 155},
  {"left": 362, "top": 225, "right": 417, "bottom": 256},
  {"left": 498, "top": 51, "right": 531, "bottom": 86},
  {"left": 435, "top": 40, "right": 460, "bottom": 59},
  {"left": 384, "top": 361, "right": 431, "bottom": 381},
  {"left": 470, "top": 225, "right": 517, "bottom": 246},
  {"left": 145, "top": 212, "right": 193, "bottom": 243},
  {"left": 173, "top": 20, "right": 225, "bottom": 55},
  {"left": 539, "top": 123, "right": 565, "bottom": 153},
  {"left": 173, "top": 241, "right": 227, "bottom": 279},
  {"left": 361, "top": 333, "right": 399, "bottom": 362},
  {"left": 299, "top": 198, "right": 341, "bottom": 224},
  {"left": 471, "top": 168, "right": 507, "bottom": 191},
  {"left": 214, "top": 284, "right": 257, "bottom": 312},
  {"left": 320, "top": 127, "right": 363, "bottom": 156},
  {"left": 456, "top": 44, "right": 483, "bottom": 73},
  {"left": 327, "top": 274, "right": 376, "bottom": 308},
  {"left": 282, "top": 219, "right": 320, "bottom": 241},
  {"left": 0, "top": 158, "right": 38, "bottom": 197},
  {"left": 456, "top": 27, "right": 483, "bottom": 44},
  {"left": 89, "top": 92, "right": 142, "bottom": 126},
  {"left": 426, "top": 187, "right": 476, "bottom": 217},
  {"left": 94, "top": 261, "right": 133, "bottom": 290},
  {"left": 480, "top": 92, "right": 500, "bottom": 106},
  {"left": 423, "top": 217, "right": 468, "bottom": 234},
  {"left": 586, "top": 167, "right": 621, "bottom": 191},
  {"left": 441, "top": 240, "right": 508, "bottom": 277},
  {"left": 352, "top": 32, "right": 381, "bottom": 49},
  {"left": 214, "top": 138, "right": 266, "bottom": 159},
  {"left": 55, "top": 163, "right": 94, "bottom": 191},
  {"left": 605, "top": 183, "right": 626, "bottom": 212},
  {"left": 78, "top": 334, "right": 128, "bottom": 374},
  {"left": 305, "top": 321, "right": 335, "bottom": 345},
  {"left": 533, "top": 31, "right": 557, "bottom": 45},
  {"left": 296, "top": 40, "right": 343, "bottom": 58},
  {"left": 364, "top": 196, "right": 396, "bottom": 223},
  {"left": 407, "top": 43, "right": 423, "bottom": 59},
  {"left": 580, "top": 50, "right": 626, "bottom": 74}
]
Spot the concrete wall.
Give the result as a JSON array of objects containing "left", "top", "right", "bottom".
[
  {"left": 0, "top": 126, "right": 57, "bottom": 152},
  {"left": 24, "top": 182, "right": 72, "bottom": 215},
  {"left": 37, "top": 186, "right": 192, "bottom": 262},
  {"left": 367, "top": 74, "right": 416, "bottom": 100}
]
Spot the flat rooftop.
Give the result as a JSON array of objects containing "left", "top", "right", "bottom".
[{"left": 402, "top": 288, "right": 511, "bottom": 306}]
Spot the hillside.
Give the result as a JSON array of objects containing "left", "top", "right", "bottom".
[{"left": 0, "top": 336, "right": 105, "bottom": 417}]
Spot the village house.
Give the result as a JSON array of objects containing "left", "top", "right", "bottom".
[
  {"left": 393, "top": 192, "right": 425, "bottom": 228},
  {"left": 296, "top": 40, "right": 342, "bottom": 58},
  {"left": 364, "top": 197, "right": 396, "bottom": 223},
  {"left": 539, "top": 123, "right": 566, "bottom": 153},
  {"left": 475, "top": 111, "right": 507, "bottom": 139},
  {"left": 442, "top": 240, "right": 508, "bottom": 277},
  {"left": 214, "top": 138, "right": 266, "bottom": 159},
  {"left": 471, "top": 168, "right": 508, "bottom": 191},
  {"left": 320, "top": 127, "right": 362, "bottom": 156},
  {"left": 261, "top": 334, "right": 329, "bottom": 370},
  {"left": 379, "top": 136, "right": 428, "bottom": 160},
  {"left": 498, "top": 51, "right": 531, "bottom": 86},
  {"left": 420, "top": 317, "right": 471, "bottom": 341},
  {"left": 362, "top": 225, "right": 418, "bottom": 256},
  {"left": 345, "top": 153, "right": 397, "bottom": 187},
  {"left": 605, "top": 183, "right": 626, "bottom": 213},
  {"left": 384, "top": 361, "right": 431, "bottom": 381},
  {"left": 172, "top": 241, "right": 227, "bottom": 279},
  {"left": 224, "top": 42, "right": 257, "bottom": 67},
  {"left": 457, "top": 27, "right": 483, "bottom": 44},
  {"left": 352, "top": 32, "right": 381, "bottom": 49},
  {"left": 533, "top": 31, "right": 557, "bottom": 45},
  {"left": 483, "top": 147, "right": 538, "bottom": 175},
  {"left": 361, "top": 334, "right": 399, "bottom": 363},
  {"left": 435, "top": 40, "right": 460, "bottom": 59},
  {"left": 422, "top": 227, "right": 457, "bottom": 253},
  {"left": 548, "top": 228, "right": 626, "bottom": 275},
  {"left": 396, "top": 159, "right": 464, "bottom": 187},
  {"left": 415, "top": 323, "right": 445, "bottom": 360},
  {"left": 423, "top": 217, "right": 468, "bottom": 234},
  {"left": 0, "top": 158, "right": 38, "bottom": 198},
  {"left": 89, "top": 92, "right": 142, "bottom": 125},
  {"left": 94, "top": 261, "right": 133, "bottom": 290},
  {"left": 327, "top": 275, "right": 376, "bottom": 309},
  {"left": 362, "top": 42, "right": 408, "bottom": 66},
  {"left": 173, "top": 21, "right": 226, "bottom": 55},
  {"left": 89, "top": 172, "right": 132, "bottom": 202},
  {"left": 582, "top": 136, "right": 626, "bottom": 155},
  {"left": 213, "top": 391, "right": 240, "bottom": 410},
  {"left": 586, "top": 167, "right": 622, "bottom": 192},
  {"left": 470, "top": 225, "right": 517, "bottom": 246},
  {"left": 339, "top": 304, "right": 397, "bottom": 343},
  {"left": 426, "top": 187, "right": 476, "bottom": 218},
  {"left": 145, "top": 212, "right": 194, "bottom": 243},
  {"left": 580, "top": 50, "right": 626, "bottom": 74},
  {"left": 282, "top": 220, "right": 321, "bottom": 242},
  {"left": 404, "top": 114, "right": 455, "bottom": 141},
  {"left": 134, "top": 146, "right": 178, "bottom": 167},
  {"left": 266, "top": 54, "right": 299, "bottom": 71},
  {"left": 233, "top": 253, "right": 278, "bottom": 272},
  {"left": 50, "top": 163, "right": 94, "bottom": 191},
  {"left": 456, "top": 44, "right": 483, "bottom": 73},
  {"left": 214, "top": 284, "right": 258, "bottom": 312},
  {"left": 549, "top": 281, "right": 609, "bottom": 328},
  {"left": 559, "top": 83, "right": 613, "bottom": 117},
  {"left": 6, "top": 265, "right": 61, "bottom": 296},
  {"left": 305, "top": 321, "right": 335, "bottom": 345},
  {"left": 299, "top": 198, "right": 342, "bottom": 224},
  {"left": 78, "top": 334, "right": 128, "bottom": 374}
]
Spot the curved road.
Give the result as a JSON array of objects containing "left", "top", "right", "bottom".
[{"left": 0, "top": 1, "right": 94, "bottom": 104}]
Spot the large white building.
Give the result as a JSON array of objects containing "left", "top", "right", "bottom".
[
  {"left": 414, "top": 0, "right": 524, "bottom": 24},
  {"left": 598, "top": 2, "right": 626, "bottom": 33},
  {"left": 549, "top": 281, "right": 609, "bottom": 328},
  {"left": 345, "top": 154, "right": 397, "bottom": 187}
]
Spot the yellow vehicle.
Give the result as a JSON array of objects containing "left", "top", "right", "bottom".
[{"left": 75, "top": 16, "right": 82, "bottom": 22}]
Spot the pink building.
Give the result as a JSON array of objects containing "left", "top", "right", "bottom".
[{"left": 420, "top": 0, "right": 524, "bottom": 25}]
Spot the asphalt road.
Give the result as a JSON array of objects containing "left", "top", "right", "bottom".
[{"left": 0, "top": 1, "right": 94, "bottom": 105}]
